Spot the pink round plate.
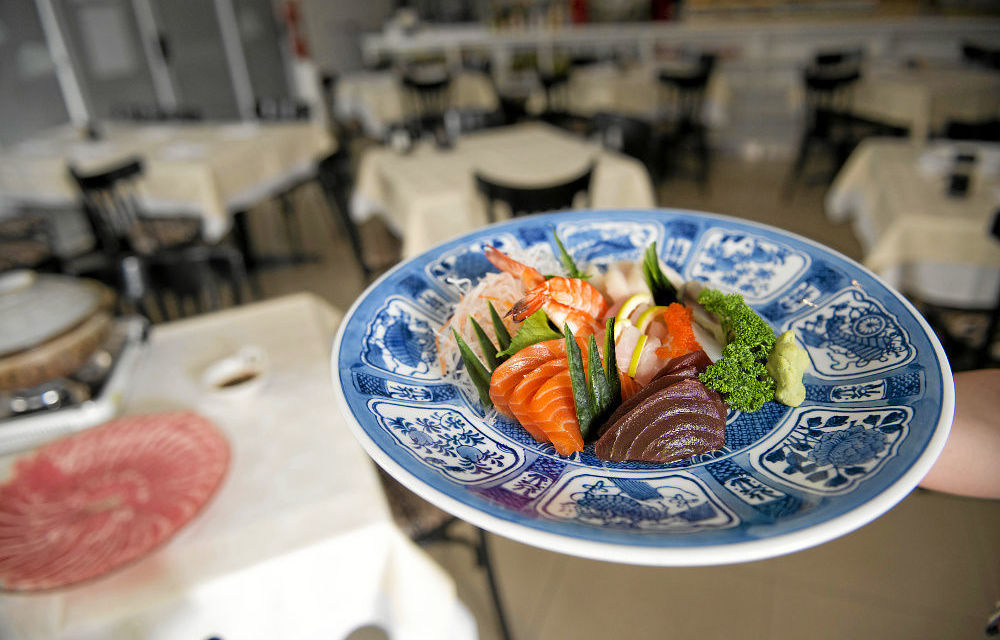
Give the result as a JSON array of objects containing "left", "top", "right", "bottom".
[{"left": 0, "top": 411, "right": 229, "bottom": 591}]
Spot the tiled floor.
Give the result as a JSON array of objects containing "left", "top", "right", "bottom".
[{"left": 247, "top": 155, "right": 999, "bottom": 640}]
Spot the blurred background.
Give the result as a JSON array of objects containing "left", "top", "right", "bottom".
[{"left": 0, "top": 1, "right": 999, "bottom": 639}]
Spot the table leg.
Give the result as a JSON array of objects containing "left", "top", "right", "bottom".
[
  {"left": 231, "top": 210, "right": 263, "bottom": 298},
  {"left": 477, "top": 528, "right": 514, "bottom": 640}
]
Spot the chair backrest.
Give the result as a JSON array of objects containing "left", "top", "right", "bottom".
[
  {"left": 803, "top": 66, "right": 860, "bottom": 118},
  {"left": 658, "top": 54, "right": 716, "bottom": 122},
  {"left": 474, "top": 163, "right": 594, "bottom": 222},
  {"left": 592, "top": 112, "right": 654, "bottom": 165},
  {"left": 944, "top": 119, "right": 1000, "bottom": 142},
  {"left": 401, "top": 71, "right": 453, "bottom": 123},
  {"left": 813, "top": 49, "right": 863, "bottom": 70},
  {"left": 539, "top": 70, "right": 571, "bottom": 114},
  {"left": 961, "top": 42, "right": 1000, "bottom": 69},
  {"left": 570, "top": 53, "right": 600, "bottom": 68},
  {"left": 68, "top": 158, "right": 148, "bottom": 255},
  {"left": 144, "top": 245, "right": 247, "bottom": 321}
]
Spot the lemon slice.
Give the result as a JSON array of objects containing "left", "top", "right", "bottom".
[
  {"left": 628, "top": 334, "right": 647, "bottom": 378},
  {"left": 614, "top": 293, "right": 652, "bottom": 339},
  {"left": 636, "top": 305, "right": 668, "bottom": 333}
]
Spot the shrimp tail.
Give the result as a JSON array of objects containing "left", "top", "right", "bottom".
[
  {"left": 507, "top": 291, "right": 545, "bottom": 321},
  {"left": 485, "top": 246, "right": 544, "bottom": 289}
]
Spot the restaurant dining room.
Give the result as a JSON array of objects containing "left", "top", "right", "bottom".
[{"left": 2, "top": 0, "right": 1000, "bottom": 638}]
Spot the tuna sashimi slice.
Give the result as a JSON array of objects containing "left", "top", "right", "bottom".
[{"left": 594, "top": 377, "right": 727, "bottom": 463}]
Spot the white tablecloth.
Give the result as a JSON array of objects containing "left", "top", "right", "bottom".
[
  {"left": 336, "top": 70, "right": 500, "bottom": 139},
  {"left": 0, "top": 122, "right": 336, "bottom": 241},
  {"left": 826, "top": 138, "right": 1000, "bottom": 308},
  {"left": 0, "top": 294, "right": 475, "bottom": 640},
  {"left": 352, "top": 122, "right": 656, "bottom": 258},
  {"left": 850, "top": 64, "right": 1000, "bottom": 142}
]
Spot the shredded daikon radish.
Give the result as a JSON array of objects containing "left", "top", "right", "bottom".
[{"left": 438, "top": 271, "right": 523, "bottom": 376}]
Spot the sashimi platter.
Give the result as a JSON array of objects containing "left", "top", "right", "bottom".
[{"left": 332, "top": 210, "right": 953, "bottom": 565}]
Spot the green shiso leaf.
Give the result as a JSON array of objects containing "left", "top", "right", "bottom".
[
  {"left": 453, "top": 328, "right": 493, "bottom": 408},
  {"left": 496, "top": 309, "right": 562, "bottom": 358}
]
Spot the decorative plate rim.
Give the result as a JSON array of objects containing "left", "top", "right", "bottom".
[{"left": 331, "top": 209, "right": 954, "bottom": 566}]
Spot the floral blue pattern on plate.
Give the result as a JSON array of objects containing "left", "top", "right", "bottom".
[{"left": 332, "top": 210, "right": 953, "bottom": 566}]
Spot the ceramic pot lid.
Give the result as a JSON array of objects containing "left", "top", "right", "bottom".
[{"left": 0, "top": 271, "right": 107, "bottom": 358}]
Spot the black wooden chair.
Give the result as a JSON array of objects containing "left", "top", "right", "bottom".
[
  {"left": 401, "top": 71, "right": 453, "bottom": 136},
  {"left": 943, "top": 119, "right": 1000, "bottom": 142},
  {"left": 962, "top": 42, "right": 1000, "bottom": 70},
  {"left": 592, "top": 112, "right": 657, "bottom": 175},
  {"left": 813, "top": 49, "right": 863, "bottom": 70},
  {"left": 474, "top": 163, "right": 594, "bottom": 223},
  {"left": 248, "top": 97, "right": 321, "bottom": 266},
  {"left": 142, "top": 244, "right": 248, "bottom": 321},
  {"left": 783, "top": 66, "right": 862, "bottom": 199},
  {"left": 68, "top": 159, "right": 203, "bottom": 258},
  {"left": 657, "top": 54, "right": 716, "bottom": 191},
  {"left": 316, "top": 150, "right": 375, "bottom": 280},
  {"left": 537, "top": 69, "right": 575, "bottom": 129},
  {"left": 67, "top": 159, "right": 248, "bottom": 320}
]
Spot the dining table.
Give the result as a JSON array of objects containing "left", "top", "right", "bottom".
[
  {"left": 351, "top": 122, "right": 656, "bottom": 259},
  {"left": 826, "top": 137, "right": 1000, "bottom": 309},
  {"left": 335, "top": 69, "right": 500, "bottom": 139},
  {"left": 0, "top": 293, "right": 476, "bottom": 640},
  {"left": 0, "top": 121, "right": 336, "bottom": 244},
  {"left": 848, "top": 61, "right": 1000, "bottom": 143}
]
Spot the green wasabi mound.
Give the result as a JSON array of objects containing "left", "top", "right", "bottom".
[{"left": 766, "top": 330, "right": 810, "bottom": 407}]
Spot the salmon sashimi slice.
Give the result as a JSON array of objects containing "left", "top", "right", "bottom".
[
  {"left": 619, "top": 372, "right": 641, "bottom": 402},
  {"left": 489, "top": 340, "right": 567, "bottom": 417},
  {"left": 526, "top": 369, "right": 584, "bottom": 455},
  {"left": 506, "top": 360, "right": 567, "bottom": 443}
]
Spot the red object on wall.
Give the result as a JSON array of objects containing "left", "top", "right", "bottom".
[
  {"left": 281, "top": 0, "right": 309, "bottom": 59},
  {"left": 652, "top": 0, "right": 675, "bottom": 21},
  {"left": 570, "top": 0, "right": 588, "bottom": 23},
  {"left": 0, "top": 411, "right": 229, "bottom": 591}
]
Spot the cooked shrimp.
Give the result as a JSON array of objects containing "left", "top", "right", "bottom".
[
  {"left": 535, "top": 299, "right": 604, "bottom": 337},
  {"left": 486, "top": 245, "right": 607, "bottom": 336},
  {"left": 508, "top": 276, "right": 608, "bottom": 322},
  {"left": 485, "top": 246, "right": 544, "bottom": 289}
]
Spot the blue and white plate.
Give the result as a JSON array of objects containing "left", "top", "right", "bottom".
[{"left": 332, "top": 210, "right": 953, "bottom": 565}]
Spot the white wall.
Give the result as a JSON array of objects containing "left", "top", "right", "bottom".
[
  {"left": 298, "top": 0, "right": 394, "bottom": 74},
  {"left": 0, "top": 1, "right": 70, "bottom": 145}
]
